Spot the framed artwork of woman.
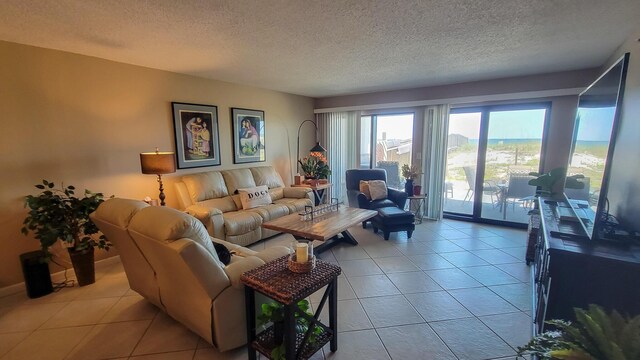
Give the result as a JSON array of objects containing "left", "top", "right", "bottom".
[
  {"left": 172, "top": 102, "right": 221, "bottom": 168},
  {"left": 231, "top": 108, "right": 265, "bottom": 164}
]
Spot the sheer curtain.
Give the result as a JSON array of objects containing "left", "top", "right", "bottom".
[
  {"left": 421, "top": 105, "right": 450, "bottom": 220},
  {"left": 316, "top": 111, "right": 358, "bottom": 204}
]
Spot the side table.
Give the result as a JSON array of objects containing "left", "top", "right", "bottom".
[
  {"left": 241, "top": 255, "right": 341, "bottom": 360},
  {"left": 407, "top": 194, "right": 428, "bottom": 224},
  {"left": 292, "top": 183, "right": 332, "bottom": 206}
]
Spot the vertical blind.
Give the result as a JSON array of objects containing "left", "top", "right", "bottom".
[
  {"left": 316, "top": 112, "right": 358, "bottom": 204},
  {"left": 421, "top": 104, "right": 450, "bottom": 220}
]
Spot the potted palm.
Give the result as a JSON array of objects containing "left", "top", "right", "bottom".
[{"left": 21, "top": 180, "right": 111, "bottom": 286}]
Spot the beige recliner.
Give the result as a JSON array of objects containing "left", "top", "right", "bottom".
[{"left": 91, "top": 198, "right": 290, "bottom": 351}]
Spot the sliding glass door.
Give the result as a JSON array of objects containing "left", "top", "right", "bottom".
[
  {"left": 444, "top": 104, "right": 549, "bottom": 225},
  {"left": 360, "top": 113, "right": 414, "bottom": 190}
]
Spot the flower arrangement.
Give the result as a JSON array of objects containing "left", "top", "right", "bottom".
[
  {"left": 401, "top": 164, "right": 422, "bottom": 180},
  {"left": 298, "top": 152, "right": 331, "bottom": 179}
]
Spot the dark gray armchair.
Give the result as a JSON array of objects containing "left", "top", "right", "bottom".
[{"left": 346, "top": 169, "right": 408, "bottom": 227}]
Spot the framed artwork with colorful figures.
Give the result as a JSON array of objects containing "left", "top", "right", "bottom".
[
  {"left": 172, "top": 102, "right": 221, "bottom": 169},
  {"left": 231, "top": 107, "right": 265, "bottom": 164}
]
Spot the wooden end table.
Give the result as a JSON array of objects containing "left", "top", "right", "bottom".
[{"left": 242, "top": 255, "right": 341, "bottom": 360}]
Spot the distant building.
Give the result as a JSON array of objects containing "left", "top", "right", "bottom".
[{"left": 448, "top": 134, "right": 469, "bottom": 149}]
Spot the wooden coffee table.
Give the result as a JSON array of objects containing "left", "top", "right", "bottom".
[{"left": 262, "top": 206, "right": 377, "bottom": 253}]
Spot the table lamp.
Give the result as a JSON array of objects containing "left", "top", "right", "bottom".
[{"left": 140, "top": 148, "right": 176, "bottom": 206}]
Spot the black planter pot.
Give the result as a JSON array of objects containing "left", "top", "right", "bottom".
[
  {"left": 68, "top": 247, "right": 95, "bottom": 286},
  {"left": 20, "top": 250, "right": 53, "bottom": 298},
  {"left": 404, "top": 179, "right": 414, "bottom": 196}
]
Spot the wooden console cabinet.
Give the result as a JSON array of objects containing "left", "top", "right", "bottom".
[{"left": 532, "top": 196, "right": 640, "bottom": 335}]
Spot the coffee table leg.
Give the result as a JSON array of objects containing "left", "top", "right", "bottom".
[
  {"left": 329, "top": 277, "right": 338, "bottom": 352},
  {"left": 245, "top": 286, "right": 256, "bottom": 360},
  {"left": 340, "top": 230, "right": 358, "bottom": 245}
]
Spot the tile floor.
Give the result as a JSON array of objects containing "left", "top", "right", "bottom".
[{"left": 0, "top": 219, "right": 532, "bottom": 360}]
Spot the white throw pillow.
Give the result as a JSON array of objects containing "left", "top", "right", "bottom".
[
  {"left": 368, "top": 180, "right": 388, "bottom": 200},
  {"left": 238, "top": 185, "right": 272, "bottom": 209}
]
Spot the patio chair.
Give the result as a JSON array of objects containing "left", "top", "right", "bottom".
[
  {"left": 462, "top": 166, "right": 500, "bottom": 206},
  {"left": 502, "top": 173, "right": 537, "bottom": 219},
  {"left": 376, "top": 161, "right": 401, "bottom": 190}
]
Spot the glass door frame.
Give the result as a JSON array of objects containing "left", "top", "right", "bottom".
[
  {"left": 360, "top": 111, "right": 416, "bottom": 169},
  {"left": 444, "top": 102, "right": 552, "bottom": 228}
]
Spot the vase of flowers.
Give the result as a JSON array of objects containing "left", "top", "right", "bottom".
[
  {"left": 298, "top": 152, "right": 331, "bottom": 182},
  {"left": 401, "top": 164, "right": 422, "bottom": 196}
]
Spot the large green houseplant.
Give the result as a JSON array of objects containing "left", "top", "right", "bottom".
[
  {"left": 21, "top": 180, "right": 111, "bottom": 286},
  {"left": 517, "top": 305, "right": 640, "bottom": 359}
]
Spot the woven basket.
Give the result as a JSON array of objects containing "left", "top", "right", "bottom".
[{"left": 288, "top": 255, "right": 316, "bottom": 273}]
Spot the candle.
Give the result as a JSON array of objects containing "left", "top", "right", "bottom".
[{"left": 296, "top": 243, "right": 308, "bottom": 263}]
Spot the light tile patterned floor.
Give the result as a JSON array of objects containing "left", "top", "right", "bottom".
[{"left": 0, "top": 219, "right": 531, "bottom": 360}]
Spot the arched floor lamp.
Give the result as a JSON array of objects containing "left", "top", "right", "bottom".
[{"left": 297, "top": 120, "right": 327, "bottom": 173}]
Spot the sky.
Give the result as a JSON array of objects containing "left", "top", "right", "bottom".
[
  {"left": 449, "top": 109, "right": 547, "bottom": 140},
  {"left": 575, "top": 107, "right": 615, "bottom": 142}
]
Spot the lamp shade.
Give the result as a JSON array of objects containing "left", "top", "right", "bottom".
[
  {"left": 310, "top": 142, "right": 327, "bottom": 153},
  {"left": 140, "top": 152, "right": 176, "bottom": 174}
]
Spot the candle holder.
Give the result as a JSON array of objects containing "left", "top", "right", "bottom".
[{"left": 288, "top": 240, "right": 315, "bottom": 273}]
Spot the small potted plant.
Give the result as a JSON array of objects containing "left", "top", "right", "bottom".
[
  {"left": 21, "top": 180, "right": 111, "bottom": 286},
  {"left": 298, "top": 153, "right": 331, "bottom": 185},
  {"left": 257, "top": 300, "right": 322, "bottom": 360},
  {"left": 401, "top": 164, "right": 422, "bottom": 196}
]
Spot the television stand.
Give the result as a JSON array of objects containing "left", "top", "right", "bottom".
[{"left": 531, "top": 196, "right": 640, "bottom": 336}]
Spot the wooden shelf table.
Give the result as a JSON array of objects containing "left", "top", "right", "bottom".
[{"left": 242, "top": 255, "right": 341, "bottom": 360}]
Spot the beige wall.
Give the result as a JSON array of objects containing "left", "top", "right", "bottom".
[{"left": 0, "top": 41, "right": 314, "bottom": 287}]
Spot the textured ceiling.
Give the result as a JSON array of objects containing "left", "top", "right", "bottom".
[{"left": 0, "top": 0, "right": 639, "bottom": 98}]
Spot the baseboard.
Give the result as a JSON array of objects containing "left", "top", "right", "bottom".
[{"left": 0, "top": 255, "right": 122, "bottom": 298}]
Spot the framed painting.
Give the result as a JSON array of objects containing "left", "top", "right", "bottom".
[
  {"left": 172, "top": 102, "right": 221, "bottom": 169},
  {"left": 231, "top": 108, "right": 266, "bottom": 164}
]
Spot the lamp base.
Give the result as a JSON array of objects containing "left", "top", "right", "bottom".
[{"left": 157, "top": 174, "right": 166, "bottom": 206}]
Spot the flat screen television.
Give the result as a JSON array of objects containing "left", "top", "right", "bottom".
[{"left": 565, "top": 53, "right": 630, "bottom": 241}]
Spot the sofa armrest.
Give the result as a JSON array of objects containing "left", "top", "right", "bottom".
[
  {"left": 186, "top": 205, "right": 225, "bottom": 239},
  {"left": 211, "top": 237, "right": 257, "bottom": 257},
  {"left": 283, "top": 187, "right": 313, "bottom": 199},
  {"left": 224, "top": 256, "right": 265, "bottom": 289},
  {"left": 388, "top": 188, "right": 408, "bottom": 208}
]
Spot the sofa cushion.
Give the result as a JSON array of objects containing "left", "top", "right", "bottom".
[
  {"left": 250, "top": 166, "right": 285, "bottom": 189},
  {"left": 222, "top": 169, "right": 256, "bottom": 195},
  {"left": 238, "top": 185, "right": 272, "bottom": 209},
  {"left": 368, "top": 180, "right": 388, "bottom": 200},
  {"left": 128, "top": 206, "right": 220, "bottom": 263},
  {"left": 269, "top": 187, "right": 284, "bottom": 201},
  {"left": 197, "top": 197, "right": 237, "bottom": 213},
  {"left": 183, "top": 171, "right": 229, "bottom": 203},
  {"left": 247, "top": 203, "right": 290, "bottom": 222},
  {"left": 359, "top": 180, "right": 372, "bottom": 200},
  {"left": 369, "top": 199, "right": 397, "bottom": 210},
  {"left": 223, "top": 211, "right": 262, "bottom": 236},
  {"left": 274, "top": 198, "right": 313, "bottom": 213}
]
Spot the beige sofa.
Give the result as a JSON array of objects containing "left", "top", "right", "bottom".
[
  {"left": 90, "top": 198, "right": 290, "bottom": 351},
  {"left": 175, "top": 166, "right": 313, "bottom": 246}
]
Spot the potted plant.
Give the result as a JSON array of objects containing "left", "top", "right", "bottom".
[
  {"left": 298, "top": 153, "right": 331, "bottom": 185},
  {"left": 517, "top": 304, "right": 640, "bottom": 359},
  {"left": 401, "top": 164, "right": 422, "bottom": 196},
  {"left": 21, "top": 180, "right": 111, "bottom": 286},
  {"left": 257, "top": 300, "right": 322, "bottom": 360},
  {"left": 528, "top": 167, "right": 585, "bottom": 196}
]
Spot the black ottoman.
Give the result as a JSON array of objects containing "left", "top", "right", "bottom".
[{"left": 371, "top": 207, "right": 415, "bottom": 240}]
